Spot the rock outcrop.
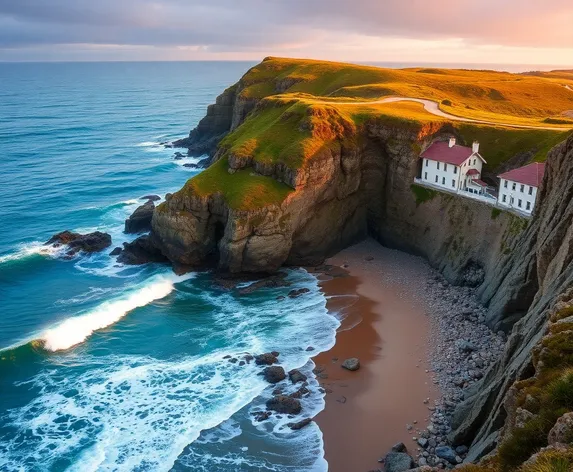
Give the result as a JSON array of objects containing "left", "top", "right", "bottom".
[
  {"left": 448, "top": 135, "right": 573, "bottom": 462},
  {"left": 125, "top": 200, "right": 155, "bottom": 233},
  {"left": 46, "top": 230, "right": 112, "bottom": 255}
]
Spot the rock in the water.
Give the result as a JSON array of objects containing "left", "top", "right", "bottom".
[
  {"left": 383, "top": 452, "right": 413, "bottom": 472},
  {"left": 265, "top": 395, "right": 302, "bottom": 414},
  {"left": 262, "top": 366, "right": 286, "bottom": 384},
  {"left": 46, "top": 230, "right": 112, "bottom": 254},
  {"left": 141, "top": 194, "right": 161, "bottom": 202},
  {"left": 238, "top": 274, "right": 290, "bottom": 295},
  {"left": 252, "top": 411, "right": 271, "bottom": 422},
  {"left": 109, "top": 247, "right": 122, "bottom": 256},
  {"left": 288, "top": 369, "right": 307, "bottom": 384},
  {"left": 116, "top": 235, "right": 168, "bottom": 265},
  {"left": 435, "top": 446, "right": 457, "bottom": 464},
  {"left": 125, "top": 200, "right": 155, "bottom": 234},
  {"left": 288, "top": 418, "right": 312, "bottom": 430},
  {"left": 288, "top": 288, "right": 310, "bottom": 298},
  {"left": 548, "top": 412, "right": 573, "bottom": 445},
  {"left": 341, "top": 358, "right": 360, "bottom": 371},
  {"left": 255, "top": 352, "right": 279, "bottom": 365}
]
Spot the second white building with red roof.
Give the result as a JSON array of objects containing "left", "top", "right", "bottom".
[{"left": 497, "top": 162, "right": 545, "bottom": 214}]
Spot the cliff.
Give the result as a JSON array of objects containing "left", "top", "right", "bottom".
[
  {"left": 149, "top": 57, "right": 573, "bottom": 468},
  {"left": 450, "top": 135, "right": 573, "bottom": 465}
]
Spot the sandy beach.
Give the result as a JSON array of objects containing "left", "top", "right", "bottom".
[{"left": 314, "top": 239, "right": 439, "bottom": 472}]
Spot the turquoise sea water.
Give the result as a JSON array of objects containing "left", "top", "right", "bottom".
[{"left": 0, "top": 62, "right": 338, "bottom": 471}]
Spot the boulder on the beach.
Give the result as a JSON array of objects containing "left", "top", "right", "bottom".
[
  {"left": 383, "top": 452, "right": 414, "bottom": 472},
  {"left": 288, "top": 418, "right": 312, "bottom": 430},
  {"left": 262, "top": 366, "right": 286, "bottom": 384},
  {"left": 341, "top": 358, "right": 360, "bottom": 371},
  {"left": 266, "top": 395, "right": 302, "bottom": 414},
  {"left": 288, "top": 369, "right": 307, "bottom": 384},
  {"left": 255, "top": 352, "right": 279, "bottom": 365},
  {"left": 391, "top": 442, "right": 407, "bottom": 453},
  {"left": 435, "top": 446, "right": 457, "bottom": 464},
  {"left": 125, "top": 200, "right": 155, "bottom": 234},
  {"left": 116, "top": 235, "right": 168, "bottom": 265},
  {"left": 46, "top": 230, "right": 112, "bottom": 254}
]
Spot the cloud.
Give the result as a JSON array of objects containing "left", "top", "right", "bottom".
[{"left": 0, "top": 0, "right": 571, "bottom": 61}]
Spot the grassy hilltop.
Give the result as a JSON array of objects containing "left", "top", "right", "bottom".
[{"left": 187, "top": 57, "right": 573, "bottom": 210}]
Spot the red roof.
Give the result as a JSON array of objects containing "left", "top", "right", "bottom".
[
  {"left": 466, "top": 169, "right": 480, "bottom": 176},
  {"left": 472, "top": 179, "right": 488, "bottom": 187},
  {"left": 498, "top": 162, "right": 545, "bottom": 187},
  {"left": 420, "top": 141, "right": 475, "bottom": 166}
]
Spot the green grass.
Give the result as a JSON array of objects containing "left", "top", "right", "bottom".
[
  {"left": 491, "top": 208, "right": 502, "bottom": 220},
  {"left": 410, "top": 184, "right": 437, "bottom": 206},
  {"left": 454, "top": 124, "right": 570, "bottom": 169},
  {"left": 495, "top": 304, "right": 573, "bottom": 470},
  {"left": 240, "top": 57, "right": 573, "bottom": 128},
  {"left": 182, "top": 157, "right": 293, "bottom": 210},
  {"left": 176, "top": 57, "right": 572, "bottom": 210}
]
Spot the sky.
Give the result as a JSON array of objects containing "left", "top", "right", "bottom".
[{"left": 0, "top": 0, "right": 572, "bottom": 67}]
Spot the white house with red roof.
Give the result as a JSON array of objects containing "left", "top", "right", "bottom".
[
  {"left": 497, "top": 162, "right": 545, "bottom": 214},
  {"left": 419, "top": 137, "right": 489, "bottom": 195}
]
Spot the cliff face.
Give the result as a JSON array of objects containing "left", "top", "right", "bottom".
[
  {"left": 153, "top": 60, "right": 573, "bottom": 467},
  {"left": 449, "top": 136, "right": 573, "bottom": 461}
]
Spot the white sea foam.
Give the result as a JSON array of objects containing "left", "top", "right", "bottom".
[
  {"left": 0, "top": 269, "right": 334, "bottom": 471},
  {"left": 40, "top": 273, "right": 193, "bottom": 351},
  {"left": 0, "top": 241, "right": 62, "bottom": 264}
]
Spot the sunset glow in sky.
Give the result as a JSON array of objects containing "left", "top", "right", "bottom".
[{"left": 1, "top": 0, "right": 572, "bottom": 67}]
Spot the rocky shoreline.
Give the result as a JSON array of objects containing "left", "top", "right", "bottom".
[
  {"left": 372, "top": 271, "right": 506, "bottom": 471},
  {"left": 402, "top": 274, "right": 506, "bottom": 470}
]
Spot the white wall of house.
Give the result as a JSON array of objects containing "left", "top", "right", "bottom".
[
  {"left": 497, "top": 178, "right": 538, "bottom": 213},
  {"left": 460, "top": 155, "right": 484, "bottom": 190},
  {"left": 421, "top": 158, "right": 461, "bottom": 190}
]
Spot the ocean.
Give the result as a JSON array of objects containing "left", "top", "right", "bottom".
[{"left": 0, "top": 62, "right": 338, "bottom": 471}]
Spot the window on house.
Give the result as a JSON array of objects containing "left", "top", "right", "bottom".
[
  {"left": 452, "top": 180, "right": 455, "bottom": 188},
  {"left": 529, "top": 187, "right": 533, "bottom": 195},
  {"left": 444, "top": 164, "right": 448, "bottom": 172},
  {"left": 454, "top": 167, "right": 457, "bottom": 174},
  {"left": 502, "top": 195, "right": 506, "bottom": 203},
  {"left": 442, "top": 177, "right": 445, "bottom": 185},
  {"left": 520, "top": 184, "right": 524, "bottom": 192},
  {"left": 435, "top": 175, "right": 438, "bottom": 183},
  {"left": 424, "top": 172, "right": 427, "bottom": 180},
  {"left": 527, "top": 202, "right": 531, "bottom": 211},
  {"left": 512, "top": 183, "right": 516, "bottom": 191},
  {"left": 437, "top": 162, "right": 440, "bottom": 170},
  {"left": 504, "top": 180, "right": 508, "bottom": 188},
  {"left": 473, "top": 159, "right": 476, "bottom": 165},
  {"left": 518, "top": 199, "right": 522, "bottom": 208},
  {"left": 425, "top": 160, "right": 428, "bottom": 167}
]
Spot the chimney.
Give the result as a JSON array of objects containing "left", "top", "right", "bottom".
[
  {"left": 449, "top": 137, "right": 456, "bottom": 148},
  {"left": 472, "top": 141, "right": 480, "bottom": 153}
]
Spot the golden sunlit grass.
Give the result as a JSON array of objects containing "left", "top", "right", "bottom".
[
  {"left": 240, "top": 57, "right": 573, "bottom": 128},
  {"left": 180, "top": 57, "right": 572, "bottom": 210}
]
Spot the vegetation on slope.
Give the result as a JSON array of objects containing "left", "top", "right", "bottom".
[
  {"left": 458, "top": 304, "right": 573, "bottom": 472},
  {"left": 240, "top": 57, "right": 573, "bottom": 127},
  {"left": 180, "top": 157, "right": 292, "bottom": 210},
  {"left": 181, "top": 57, "right": 572, "bottom": 210}
]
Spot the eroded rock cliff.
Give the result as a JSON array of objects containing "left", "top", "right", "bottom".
[{"left": 449, "top": 135, "right": 573, "bottom": 462}]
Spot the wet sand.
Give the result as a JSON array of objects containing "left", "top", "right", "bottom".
[{"left": 313, "top": 239, "right": 438, "bottom": 472}]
